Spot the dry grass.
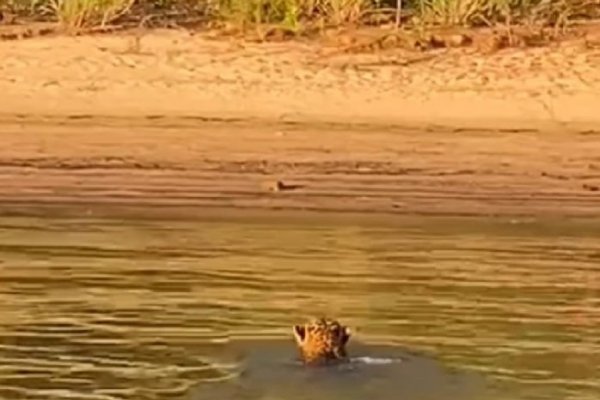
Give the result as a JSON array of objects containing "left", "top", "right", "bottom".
[
  {"left": 412, "top": 0, "right": 600, "bottom": 28},
  {"left": 215, "top": 0, "right": 372, "bottom": 30},
  {"left": 2, "top": 0, "right": 598, "bottom": 32},
  {"left": 48, "top": 0, "right": 134, "bottom": 31}
]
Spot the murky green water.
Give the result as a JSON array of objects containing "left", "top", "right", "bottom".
[{"left": 0, "top": 212, "right": 598, "bottom": 400}]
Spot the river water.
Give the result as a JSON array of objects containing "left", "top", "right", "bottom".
[{"left": 0, "top": 212, "right": 598, "bottom": 400}]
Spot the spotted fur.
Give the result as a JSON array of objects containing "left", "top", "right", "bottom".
[{"left": 292, "top": 317, "right": 351, "bottom": 365}]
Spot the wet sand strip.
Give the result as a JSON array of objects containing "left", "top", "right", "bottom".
[{"left": 1, "top": 118, "right": 599, "bottom": 219}]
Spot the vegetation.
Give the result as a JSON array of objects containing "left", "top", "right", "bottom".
[{"left": 1, "top": 0, "right": 599, "bottom": 33}]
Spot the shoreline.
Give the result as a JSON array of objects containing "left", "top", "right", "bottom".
[
  {"left": 1, "top": 118, "right": 599, "bottom": 219},
  {"left": 1, "top": 28, "right": 599, "bottom": 218}
]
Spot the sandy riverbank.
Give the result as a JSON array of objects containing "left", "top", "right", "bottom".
[
  {"left": 1, "top": 26, "right": 600, "bottom": 129},
  {"left": 0, "top": 28, "right": 599, "bottom": 218}
]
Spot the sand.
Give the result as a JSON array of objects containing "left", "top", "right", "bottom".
[{"left": 0, "top": 27, "right": 599, "bottom": 218}]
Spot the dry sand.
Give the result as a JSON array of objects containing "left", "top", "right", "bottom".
[{"left": 0, "top": 28, "right": 599, "bottom": 218}]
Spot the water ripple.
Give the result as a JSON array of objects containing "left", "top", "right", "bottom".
[{"left": 1, "top": 215, "right": 598, "bottom": 400}]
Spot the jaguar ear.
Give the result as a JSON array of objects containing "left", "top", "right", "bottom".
[
  {"left": 341, "top": 327, "right": 351, "bottom": 345},
  {"left": 293, "top": 325, "right": 306, "bottom": 344}
]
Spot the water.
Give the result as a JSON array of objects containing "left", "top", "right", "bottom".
[{"left": 0, "top": 212, "right": 599, "bottom": 400}]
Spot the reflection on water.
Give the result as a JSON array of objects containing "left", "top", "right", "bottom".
[{"left": 0, "top": 213, "right": 598, "bottom": 400}]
